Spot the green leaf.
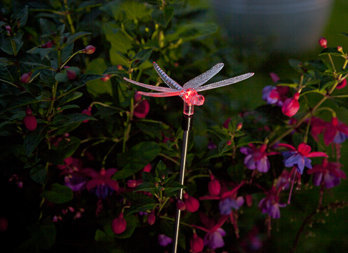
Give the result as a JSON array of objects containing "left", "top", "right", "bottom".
[
  {"left": 319, "top": 47, "right": 341, "bottom": 56},
  {"left": 66, "top": 31, "right": 91, "bottom": 45},
  {"left": 43, "top": 183, "right": 73, "bottom": 204},
  {"left": 30, "top": 165, "right": 47, "bottom": 185},
  {"left": 55, "top": 73, "right": 68, "bottom": 83},
  {"left": 20, "top": 222, "right": 56, "bottom": 250},
  {"left": 85, "top": 58, "right": 113, "bottom": 96},
  {"left": 95, "top": 229, "right": 114, "bottom": 242},
  {"left": 15, "top": 6, "right": 29, "bottom": 27},
  {"left": 114, "top": 142, "right": 161, "bottom": 180},
  {"left": 58, "top": 91, "right": 83, "bottom": 105},
  {"left": 53, "top": 136, "right": 81, "bottom": 162},
  {"left": 165, "top": 23, "right": 217, "bottom": 42},
  {"left": 288, "top": 59, "right": 303, "bottom": 72},
  {"left": 103, "top": 22, "right": 132, "bottom": 53},
  {"left": 23, "top": 130, "right": 45, "bottom": 156},
  {"left": 112, "top": 1, "right": 152, "bottom": 21}
]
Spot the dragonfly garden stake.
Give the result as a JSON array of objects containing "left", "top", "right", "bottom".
[{"left": 124, "top": 62, "right": 254, "bottom": 253}]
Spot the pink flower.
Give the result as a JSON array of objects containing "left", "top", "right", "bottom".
[
  {"left": 208, "top": 175, "right": 221, "bottom": 196},
  {"left": 20, "top": 72, "right": 32, "bottom": 83},
  {"left": 319, "top": 37, "right": 327, "bottom": 48},
  {"left": 83, "top": 168, "right": 119, "bottom": 199},
  {"left": 240, "top": 144, "right": 276, "bottom": 173},
  {"left": 310, "top": 117, "right": 326, "bottom": 141},
  {"left": 66, "top": 69, "right": 77, "bottom": 80},
  {"left": 158, "top": 234, "right": 172, "bottom": 247},
  {"left": 336, "top": 79, "right": 347, "bottom": 89},
  {"left": 83, "top": 45, "right": 96, "bottom": 54},
  {"left": 143, "top": 163, "right": 152, "bottom": 173},
  {"left": 282, "top": 92, "right": 300, "bottom": 117},
  {"left": 82, "top": 106, "right": 92, "bottom": 123},
  {"left": 134, "top": 99, "right": 150, "bottom": 118},
  {"left": 307, "top": 159, "right": 346, "bottom": 189},
  {"left": 112, "top": 213, "right": 127, "bottom": 234},
  {"left": 323, "top": 117, "right": 348, "bottom": 145},
  {"left": 23, "top": 107, "right": 37, "bottom": 131},
  {"left": 191, "top": 233, "right": 204, "bottom": 253},
  {"left": 269, "top": 72, "right": 280, "bottom": 83},
  {"left": 184, "top": 193, "right": 200, "bottom": 212}
]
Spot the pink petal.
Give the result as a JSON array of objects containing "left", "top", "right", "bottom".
[
  {"left": 106, "top": 179, "right": 119, "bottom": 191},
  {"left": 324, "top": 126, "right": 337, "bottom": 145},
  {"left": 276, "top": 143, "right": 296, "bottom": 151},
  {"left": 105, "top": 168, "right": 117, "bottom": 177},
  {"left": 307, "top": 152, "right": 328, "bottom": 158},
  {"left": 86, "top": 179, "right": 103, "bottom": 190}
]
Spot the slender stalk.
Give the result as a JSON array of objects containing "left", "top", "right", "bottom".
[
  {"left": 60, "top": 50, "right": 83, "bottom": 70},
  {"left": 0, "top": 78, "right": 19, "bottom": 88},
  {"left": 64, "top": 0, "right": 75, "bottom": 34},
  {"left": 172, "top": 111, "right": 192, "bottom": 253}
]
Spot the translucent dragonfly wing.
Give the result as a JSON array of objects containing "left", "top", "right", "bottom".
[
  {"left": 153, "top": 62, "right": 183, "bottom": 91},
  {"left": 183, "top": 63, "right": 224, "bottom": 89},
  {"left": 196, "top": 72, "right": 254, "bottom": 92},
  {"left": 123, "top": 77, "right": 176, "bottom": 93},
  {"left": 137, "top": 90, "right": 183, "bottom": 97}
]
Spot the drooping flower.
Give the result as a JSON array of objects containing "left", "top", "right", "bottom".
[
  {"left": 184, "top": 193, "right": 200, "bottom": 212},
  {"left": 23, "top": 107, "right": 37, "bottom": 131},
  {"left": 336, "top": 79, "right": 347, "bottom": 89},
  {"left": 83, "top": 45, "right": 96, "bottom": 54},
  {"left": 219, "top": 196, "right": 244, "bottom": 215},
  {"left": 147, "top": 210, "right": 156, "bottom": 225},
  {"left": 323, "top": 117, "right": 348, "bottom": 145},
  {"left": 134, "top": 99, "right": 150, "bottom": 118},
  {"left": 319, "top": 37, "right": 327, "bottom": 48},
  {"left": 190, "top": 233, "right": 204, "bottom": 253},
  {"left": 258, "top": 187, "right": 286, "bottom": 219},
  {"left": 83, "top": 168, "right": 119, "bottom": 199},
  {"left": 20, "top": 72, "right": 32, "bottom": 83},
  {"left": 112, "top": 213, "right": 127, "bottom": 234},
  {"left": 208, "top": 175, "right": 221, "bottom": 196},
  {"left": 204, "top": 228, "right": 226, "bottom": 250},
  {"left": 279, "top": 143, "right": 327, "bottom": 174},
  {"left": 240, "top": 144, "right": 275, "bottom": 173},
  {"left": 66, "top": 69, "right": 77, "bottom": 80},
  {"left": 310, "top": 117, "right": 327, "bottom": 141},
  {"left": 282, "top": 92, "right": 300, "bottom": 117},
  {"left": 82, "top": 106, "right": 92, "bottom": 123},
  {"left": 158, "top": 234, "right": 172, "bottom": 247},
  {"left": 307, "top": 159, "right": 346, "bottom": 189},
  {"left": 143, "top": 163, "right": 152, "bottom": 173},
  {"left": 262, "top": 85, "right": 289, "bottom": 106}
]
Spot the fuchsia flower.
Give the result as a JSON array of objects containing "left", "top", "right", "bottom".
[
  {"left": 83, "top": 168, "right": 119, "bottom": 199},
  {"left": 112, "top": 213, "right": 127, "bottom": 234},
  {"left": 310, "top": 117, "right": 326, "bottom": 141},
  {"left": 20, "top": 72, "right": 32, "bottom": 83},
  {"left": 158, "top": 234, "right": 172, "bottom": 247},
  {"left": 323, "top": 117, "right": 348, "bottom": 145},
  {"left": 336, "top": 79, "right": 347, "bottom": 89},
  {"left": 240, "top": 144, "right": 276, "bottom": 173},
  {"left": 219, "top": 196, "right": 244, "bottom": 215},
  {"left": 23, "top": 107, "right": 37, "bottom": 131},
  {"left": 198, "top": 214, "right": 228, "bottom": 250},
  {"left": 83, "top": 45, "right": 96, "bottom": 54},
  {"left": 82, "top": 106, "right": 92, "bottom": 123},
  {"left": 262, "top": 85, "right": 289, "bottom": 106},
  {"left": 258, "top": 187, "right": 286, "bottom": 219},
  {"left": 319, "top": 37, "right": 327, "bottom": 48},
  {"left": 184, "top": 193, "right": 200, "bottom": 212},
  {"left": 190, "top": 233, "right": 204, "bottom": 253},
  {"left": 307, "top": 159, "right": 346, "bottom": 189},
  {"left": 208, "top": 175, "right": 221, "bottom": 196},
  {"left": 282, "top": 92, "right": 300, "bottom": 117},
  {"left": 279, "top": 143, "right": 328, "bottom": 174},
  {"left": 134, "top": 97, "right": 150, "bottom": 119}
]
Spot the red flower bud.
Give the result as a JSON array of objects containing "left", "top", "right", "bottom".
[
  {"left": 134, "top": 99, "right": 150, "bottom": 118},
  {"left": 190, "top": 233, "right": 204, "bottom": 253},
  {"left": 147, "top": 211, "right": 156, "bottom": 225},
  {"left": 143, "top": 163, "right": 152, "bottom": 173},
  {"left": 127, "top": 179, "right": 137, "bottom": 188},
  {"left": 336, "top": 79, "right": 347, "bottom": 89},
  {"left": 24, "top": 114, "right": 37, "bottom": 131},
  {"left": 208, "top": 176, "right": 221, "bottom": 196},
  {"left": 100, "top": 74, "right": 111, "bottom": 82},
  {"left": 20, "top": 72, "right": 32, "bottom": 83},
  {"left": 245, "top": 194, "right": 253, "bottom": 207},
  {"left": 319, "top": 37, "right": 327, "bottom": 48},
  {"left": 83, "top": 45, "right": 96, "bottom": 55},
  {"left": 337, "top": 46, "right": 343, "bottom": 53},
  {"left": 282, "top": 93, "right": 300, "bottom": 117},
  {"left": 176, "top": 200, "right": 186, "bottom": 211},
  {"left": 184, "top": 194, "right": 200, "bottom": 213},
  {"left": 82, "top": 107, "right": 92, "bottom": 123},
  {"left": 236, "top": 122, "right": 243, "bottom": 131},
  {"left": 112, "top": 213, "right": 127, "bottom": 234},
  {"left": 66, "top": 69, "right": 77, "bottom": 80}
]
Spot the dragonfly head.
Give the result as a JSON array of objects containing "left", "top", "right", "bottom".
[{"left": 181, "top": 88, "right": 205, "bottom": 106}]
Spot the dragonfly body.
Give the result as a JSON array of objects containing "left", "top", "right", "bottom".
[{"left": 123, "top": 62, "right": 254, "bottom": 115}]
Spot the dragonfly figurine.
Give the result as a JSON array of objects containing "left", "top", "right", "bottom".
[{"left": 124, "top": 62, "right": 254, "bottom": 116}]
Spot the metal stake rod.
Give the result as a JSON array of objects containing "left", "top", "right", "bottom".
[{"left": 172, "top": 111, "right": 192, "bottom": 253}]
